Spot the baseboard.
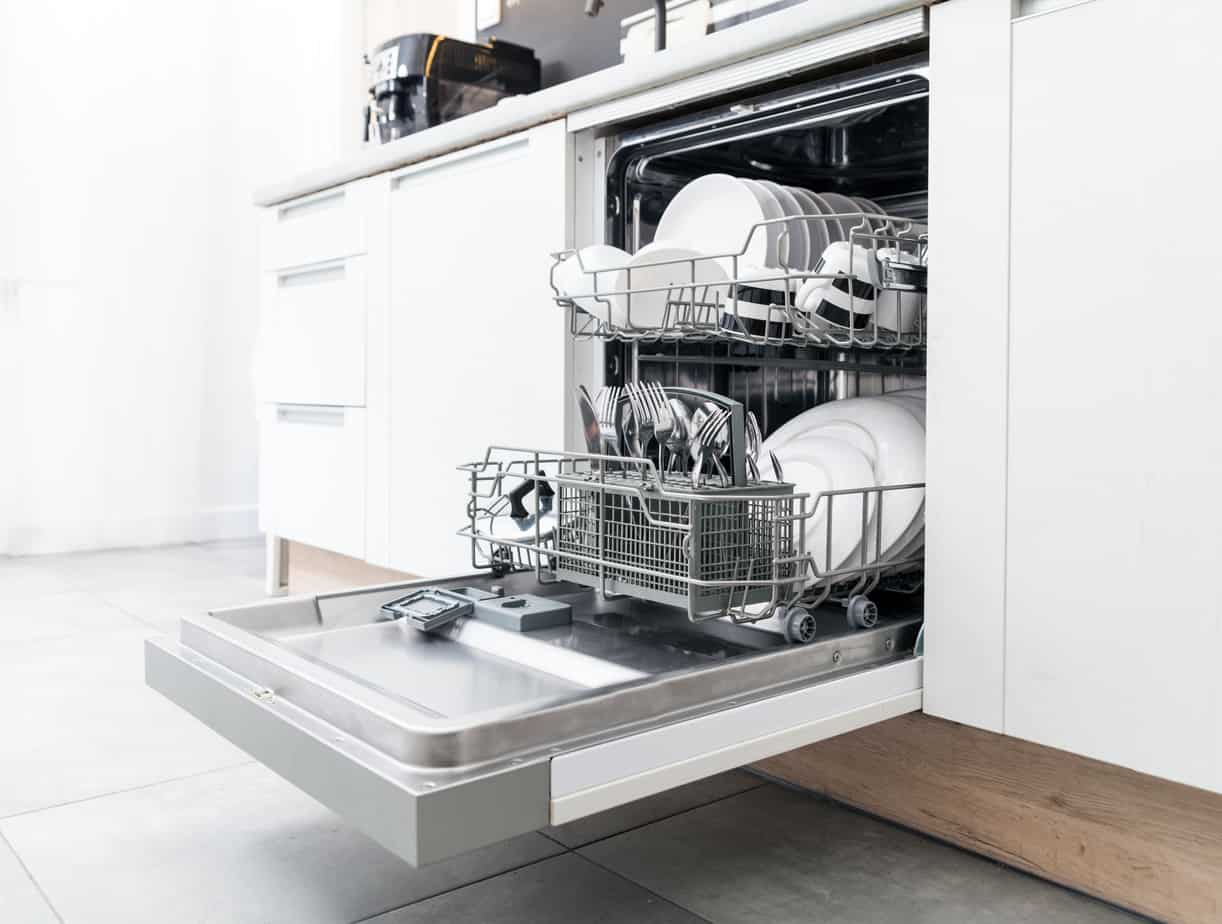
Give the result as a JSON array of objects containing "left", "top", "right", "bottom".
[
  {"left": 4, "top": 504, "right": 259, "bottom": 556},
  {"left": 284, "top": 540, "right": 415, "bottom": 595},
  {"left": 754, "top": 713, "right": 1222, "bottom": 924}
]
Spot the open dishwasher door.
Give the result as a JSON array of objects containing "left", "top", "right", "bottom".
[{"left": 145, "top": 571, "right": 921, "bottom": 867}]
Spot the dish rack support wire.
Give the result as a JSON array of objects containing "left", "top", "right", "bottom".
[
  {"left": 551, "top": 211, "right": 928, "bottom": 351},
  {"left": 458, "top": 446, "right": 925, "bottom": 626}
]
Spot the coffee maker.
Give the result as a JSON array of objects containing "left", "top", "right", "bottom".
[{"left": 365, "top": 34, "right": 541, "bottom": 144}]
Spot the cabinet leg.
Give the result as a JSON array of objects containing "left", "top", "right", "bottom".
[{"left": 265, "top": 534, "right": 290, "bottom": 597}]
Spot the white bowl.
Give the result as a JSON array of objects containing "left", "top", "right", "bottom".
[{"left": 554, "top": 245, "right": 630, "bottom": 323}]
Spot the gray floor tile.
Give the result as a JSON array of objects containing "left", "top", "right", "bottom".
[
  {"left": 0, "top": 832, "right": 58, "bottom": 924},
  {"left": 32, "top": 544, "right": 246, "bottom": 592},
  {"left": 366, "top": 853, "right": 706, "bottom": 924},
  {"left": 0, "top": 628, "right": 249, "bottom": 817},
  {"left": 1, "top": 763, "right": 563, "bottom": 924},
  {"left": 94, "top": 574, "right": 266, "bottom": 634},
  {"left": 0, "top": 559, "right": 77, "bottom": 601},
  {"left": 191, "top": 538, "right": 266, "bottom": 580},
  {"left": 581, "top": 784, "right": 1145, "bottom": 924},
  {"left": 544, "top": 771, "right": 763, "bottom": 848},
  {"left": 0, "top": 590, "right": 142, "bottom": 645}
]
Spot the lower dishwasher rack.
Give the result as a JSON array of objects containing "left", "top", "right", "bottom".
[{"left": 146, "top": 571, "right": 922, "bottom": 867}]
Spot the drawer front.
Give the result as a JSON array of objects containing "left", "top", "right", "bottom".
[
  {"left": 260, "top": 183, "right": 368, "bottom": 271},
  {"left": 260, "top": 258, "right": 366, "bottom": 407},
  {"left": 258, "top": 404, "right": 365, "bottom": 558}
]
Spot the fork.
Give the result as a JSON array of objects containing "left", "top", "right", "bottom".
[
  {"left": 624, "top": 382, "right": 654, "bottom": 461},
  {"left": 645, "top": 383, "right": 676, "bottom": 474},
  {"left": 593, "top": 386, "right": 622, "bottom": 459},
  {"left": 690, "top": 407, "right": 731, "bottom": 488}
]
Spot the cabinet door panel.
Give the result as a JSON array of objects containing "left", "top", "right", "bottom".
[
  {"left": 386, "top": 122, "right": 568, "bottom": 577},
  {"left": 1007, "top": 0, "right": 1222, "bottom": 792},
  {"left": 923, "top": 0, "right": 1013, "bottom": 734}
]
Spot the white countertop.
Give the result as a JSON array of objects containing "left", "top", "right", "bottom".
[{"left": 253, "top": 0, "right": 926, "bottom": 207}]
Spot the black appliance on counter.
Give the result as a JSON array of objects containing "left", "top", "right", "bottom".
[{"left": 364, "top": 34, "right": 541, "bottom": 144}]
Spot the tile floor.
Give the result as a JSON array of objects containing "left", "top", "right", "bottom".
[{"left": 0, "top": 542, "right": 1147, "bottom": 924}]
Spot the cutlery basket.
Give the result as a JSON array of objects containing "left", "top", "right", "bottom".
[
  {"left": 459, "top": 448, "right": 804, "bottom": 622},
  {"left": 553, "top": 471, "right": 802, "bottom": 618}
]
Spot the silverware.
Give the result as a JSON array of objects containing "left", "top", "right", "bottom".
[
  {"left": 576, "top": 386, "right": 602, "bottom": 456},
  {"left": 644, "top": 383, "right": 676, "bottom": 472},
  {"left": 701, "top": 402, "right": 732, "bottom": 486},
  {"left": 690, "top": 406, "right": 731, "bottom": 487},
  {"left": 593, "top": 386, "right": 623, "bottom": 457},
  {"left": 625, "top": 382, "right": 654, "bottom": 460},
  {"left": 769, "top": 450, "right": 785, "bottom": 482},
  {"left": 746, "top": 411, "right": 762, "bottom": 462},
  {"left": 666, "top": 397, "right": 692, "bottom": 474}
]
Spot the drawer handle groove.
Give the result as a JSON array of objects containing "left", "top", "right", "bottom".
[
  {"left": 278, "top": 190, "right": 345, "bottom": 221},
  {"left": 276, "top": 405, "right": 346, "bottom": 426},
  {"left": 277, "top": 263, "right": 346, "bottom": 288}
]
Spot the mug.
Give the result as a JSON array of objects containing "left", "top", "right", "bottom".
[{"left": 795, "top": 242, "right": 879, "bottom": 331}]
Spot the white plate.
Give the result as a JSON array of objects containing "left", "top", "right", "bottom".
[
  {"left": 554, "top": 244, "right": 630, "bottom": 323},
  {"left": 654, "top": 174, "right": 772, "bottom": 275},
  {"left": 762, "top": 396, "right": 925, "bottom": 560},
  {"left": 739, "top": 178, "right": 785, "bottom": 267},
  {"left": 877, "top": 393, "right": 925, "bottom": 426},
  {"left": 615, "top": 242, "right": 728, "bottom": 329},
  {"left": 795, "top": 188, "right": 845, "bottom": 245},
  {"left": 786, "top": 187, "right": 830, "bottom": 267},
  {"left": 758, "top": 180, "right": 810, "bottom": 272},
  {"left": 819, "top": 192, "right": 872, "bottom": 245},
  {"left": 766, "top": 434, "right": 876, "bottom": 575}
]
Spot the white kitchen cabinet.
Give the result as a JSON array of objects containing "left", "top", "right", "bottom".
[
  {"left": 1004, "top": 0, "right": 1221, "bottom": 792},
  {"left": 259, "top": 182, "right": 371, "bottom": 271},
  {"left": 923, "top": 0, "right": 1012, "bottom": 734},
  {"left": 258, "top": 404, "right": 366, "bottom": 560},
  {"left": 258, "top": 257, "right": 366, "bottom": 407},
  {"left": 384, "top": 121, "right": 569, "bottom": 577}
]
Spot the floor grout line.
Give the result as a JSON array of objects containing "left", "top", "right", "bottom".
[
  {"left": 1, "top": 828, "right": 65, "bottom": 924},
  {"left": 574, "top": 849, "right": 719, "bottom": 924},
  {"left": 0, "top": 759, "right": 256, "bottom": 824},
  {"left": 345, "top": 849, "right": 570, "bottom": 924}
]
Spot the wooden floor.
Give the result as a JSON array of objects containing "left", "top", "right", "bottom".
[
  {"left": 756, "top": 713, "right": 1222, "bottom": 924},
  {"left": 284, "top": 543, "right": 1221, "bottom": 923}
]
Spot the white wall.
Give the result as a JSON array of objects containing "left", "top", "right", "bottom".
[{"left": 0, "top": 0, "right": 361, "bottom": 555}]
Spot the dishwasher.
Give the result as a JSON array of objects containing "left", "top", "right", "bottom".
[{"left": 147, "top": 39, "right": 931, "bottom": 868}]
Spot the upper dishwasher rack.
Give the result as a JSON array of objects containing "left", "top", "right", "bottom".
[{"left": 551, "top": 212, "right": 927, "bottom": 350}]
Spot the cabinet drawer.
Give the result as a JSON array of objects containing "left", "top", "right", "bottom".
[
  {"left": 146, "top": 574, "right": 921, "bottom": 867},
  {"left": 260, "top": 184, "right": 368, "bottom": 271},
  {"left": 258, "top": 404, "right": 365, "bottom": 559},
  {"left": 260, "top": 258, "right": 366, "bottom": 407}
]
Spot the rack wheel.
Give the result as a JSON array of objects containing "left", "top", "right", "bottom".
[
  {"left": 847, "top": 595, "right": 878, "bottom": 629},
  {"left": 783, "top": 606, "right": 817, "bottom": 645}
]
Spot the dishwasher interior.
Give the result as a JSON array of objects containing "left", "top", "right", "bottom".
[{"left": 472, "top": 52, "right": 930, "bottom": 645}]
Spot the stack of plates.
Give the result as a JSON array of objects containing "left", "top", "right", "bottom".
[
  {"left": 652, "top": 174, "right": 891, "bottom": 335},
  {"left": 749, "top": 389, "right": 926, "bottom": 631}
]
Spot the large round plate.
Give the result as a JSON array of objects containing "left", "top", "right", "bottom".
[
  {"left": 787, "top": 187, "right": 830, "bottom": 267},
  {"left": 768, "top": 434, "right": 876, "bottom": 575},
  {"left": 654, "top": 174, "right": 772, "bottom": 274},
  {"left": 739, "top": 179, "right": 785, "bottom": 267},
  {"left": 763, "top": 396, "right": 925, "bottom": 560},
  {"left": 615, "top": 242, "right": 728, "bottom": 329},
  {"left": 819, "top": 192, "right": 872, "bottom": 245},
  {"left": 758, "top": 180, "right": 809, "bottom": 271}
]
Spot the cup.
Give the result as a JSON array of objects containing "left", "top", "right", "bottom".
[{"left": 795, "top": 242, "right": 879, "bottom": 331}]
